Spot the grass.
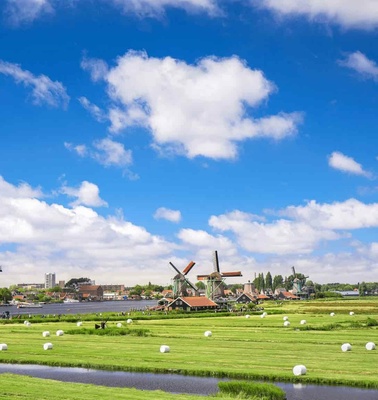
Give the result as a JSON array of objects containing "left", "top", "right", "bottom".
[{"left": 1, "top": 298, "right": 378, "bottom": 398}]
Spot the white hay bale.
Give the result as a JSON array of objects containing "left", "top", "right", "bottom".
[
  {"left": 204, "top": 330, "right": 212, "bottom": 337},
  {"left": 349, "top": 311, "right": 354, "bottom": 316},
  {"left": 160, "top": 345, "right": 170, "bottom": 353},
  {"left": 300, "top": 320, "right": 307, "bottom": 325},
  {"left": 127, "top": 319, "right": 133, "bottom": 324},
  {"left": 262, "top": 312, "right": 267, "bottom": 316},
  {"left": 116, "top": 323, "right": 123, "bottom": 328},
  {"left": 330, "top": 312, "right": 335, "bottom": 317},
  {"left": 366, "top": 342, "right": 376, "bottom": 351},
  {"left": 25, "top": 322, "right": 31, "bottom": 327},
  {"left": 42, "top": 331, "right": 50, "bottom": 337},
  {"left": 284, "top": 321, "right": 291, "bottom": 327},
  {"left": 341, "top": 343, "right": 352, "bottom": 352},
  {"left": 43, "top": 343, "right": 53, "bottom": 350},
  {"left": 245, "top": 315, "right": 250, "bottom": 319},
  {"left": 0, "top": 344, "right": 8, "bottom": 351},
  {"left": 56, "top": 330, "right": 64, "bottom": 336},
  {"left": 293, "top": 365, "right": 307, "bottom": 376},
  {"left": 76, "top": 322, "right": 83, "bottom": 327},
  {"left": 23, "top": 320, "right": 29, "bottom": 325},
  {"left": 283, "top": 316, "right": 289, "bottom": 321},
  {"left": 260, "top": 314, "right": 266, "bottom": 319}
]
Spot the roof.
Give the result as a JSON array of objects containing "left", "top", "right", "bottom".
[
  {"left": 257, "top": 294, "right": 270, "bottom": 299},
  {"left": 171, "top": 296, "right": 217, "bottom": 307},
  {"left": 281, "top": 291, "right": 299, "bottom": 299}
]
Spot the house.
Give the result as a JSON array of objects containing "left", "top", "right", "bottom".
[
  {"left": 78, "top": 285, "right": 104, "bottom": 301},
  {"left": 168, "top": 296, "right": 218, "bottom": 311},
  {"left": 235, "top": 293, "right": 257, "bottom": 304},
  {"left": 277, "top": 291, "right": 299, "bottom": 300}
]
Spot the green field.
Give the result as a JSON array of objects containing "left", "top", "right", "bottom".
[{"left": 1, "top": 298, "right": 378, "bottom": 399}]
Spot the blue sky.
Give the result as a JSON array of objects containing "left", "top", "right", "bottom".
[{"left": 1, "top": 0, "right": 378, "bottom": 288}]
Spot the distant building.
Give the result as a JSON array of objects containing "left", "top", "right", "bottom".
[
  {"left": 44, "top": 273, "right": 56, "bottom": 289},
  {"left": 78, "top": 285, "right": 104, "bottom": 301},
  {"left": 101, "top": 284, "right": 125, "bottom": 293},
  {"left": 16, "top": 283, "right": 44, "bottom": 289},
  {"left": 58, "top": 280, "right": 65, "bottom": 288}
]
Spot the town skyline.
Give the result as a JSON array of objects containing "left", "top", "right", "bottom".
[{"left": 1, "top": 1, "right": 378, "bottom": 287}]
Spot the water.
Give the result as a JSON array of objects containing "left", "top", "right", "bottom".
[
  {"left": 0, "top": 364, "right": 378, "bottom": 399},
  {"left": 2, "top": 300, "right": 157, "bottom": 316}
]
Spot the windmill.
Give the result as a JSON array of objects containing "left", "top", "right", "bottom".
[
  {"left": 197, "top": 251, "right": 242, "bottom": 301},
  {"left": 169, "top": 260, "right": 198, "bottom": 298},
  {"left": 291, "top": 266, "right": 309, "bottom": 294}
]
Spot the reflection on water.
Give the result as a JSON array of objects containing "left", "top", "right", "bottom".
[{"left": 1, "top": 364, "right": 378, "bottom": 400}]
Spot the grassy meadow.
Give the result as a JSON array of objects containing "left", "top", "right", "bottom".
[{"left": 1, "top": 298, "right": 378, "bottom": 398}]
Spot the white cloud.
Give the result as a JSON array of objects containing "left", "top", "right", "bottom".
[
  {"left": 328, "top": 151, "right": 371, "bottom": 177},
  {"left": 281, "top": 199, "right": 378, "bottom": 230},
  {"left": 4, "top": 0, "right": 54, "bottom": 25},
  {"left": 78, "top": 96, "right": 106, "bottom": 122},
  {"left": 256, "top": 0, "right": 378, "bottom": 29},
  {"left": 209, "top": 211, "right": 340, "bottom": 255},
  {"left": 339, "top": 51, "right": 378, "bottom": 81},
  {"left": 60, "top": 181, "right": 108, "bottom": 208},
  {"left": 86, "top": 50, "right": 301, "bottom": 160},
  {"left": 107, "top": 0, "right": 221, "bottom": 17},
  {"left": 154, "top": 207, "right": 182, "bottom": 223},
  {"left": 0, "top": 176, "right": 177, "bottom": 287},
  {"left": 65, "top": 138, "right": 133, "bottom": 169},
  {"left": 0, "top": 60, "right": 69, "bottom": 108}
]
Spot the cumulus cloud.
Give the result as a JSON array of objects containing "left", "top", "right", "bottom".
[
  {"left": 328, "top": 151, "right": 371, "bottom": 177},
  {"left": 154, "top": 207, "right": 182, "bottom": 223},
  {"left": 0, "top": 176, "right": 177, "bottom": 286},
  {"left": 60, "top": 181, "right": 108, "bottom": 207},
  {"left": 255, "top": 0, "right": 378, "bottom": 29},
  {"left": 84, "top": 50, "right": 301, "bottom": 160},
  {"left": 0, "top": 60, "right": 69, "bottom": 108},
  {"left": 339, "top": 51, "right": 378, "bottom": 81}
]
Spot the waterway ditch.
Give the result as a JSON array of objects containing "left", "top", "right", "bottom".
[{"left": 1, "top": 364, "right": 378, "bottom": 400}]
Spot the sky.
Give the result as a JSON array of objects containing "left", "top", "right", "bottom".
[{"left": 1, "top": 0, "right": 378, "bottom": 288}]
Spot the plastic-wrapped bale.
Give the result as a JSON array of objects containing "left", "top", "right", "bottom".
[
  {"left": 293, "top": 365, "right": 307, "bottom": 376},
  {"left": 56, "top": 330, "right": 64, "bottom": 336},
  {"left": 262, "top": 312, "right": 267, "bottom": 317},
  {"left": 283, "top": 316, "right": 289, "bottom": 321},
  {"left": 23, "top": 320, "right": 29, "bottom": 325},
  {"left": 204, "top": 330, "right": 212, "bottom": 337},
  {"left": 43, "top": 343, "right": 53, "bottom": 350},
  {"left": 116, "top": 323, "right": 123, "bottom": 328},
  {"left": 0, "top": 344, "right": 8, "bottom": 351},
  {"left": 25, "top": 322, "right": 31, "bottom": 327},
  {"left": 349, "top": 311, "right": 354, "bottom": 316},
  {"left": 366, "top": 342, "right": 376, "bottom": 351},
  {"left": 127, "top": 319, "right": 133, "bottom": 324},
  {"left": 330, "top": 312, "right": 335, "bottom": 317},
  {"left": 284, "top": 321, "right": 291, "bottom": 327},
  {"left": 341, "top": 343, "right": 352, "bottom": 352},
  {"left": 42, "top": 331, "right": 50, "bottom": 337},
  {"left": 245, "top": 315, "right": 250, "bottom": 319},
  {"left": 160, "top": 345, "right": 170, "bottom": 353},
  {"left": 300, "top": 320, "right": 307, "bottom": 325},
  {"left": 77, "top": 322, "right": 83, "bottom": 327}
]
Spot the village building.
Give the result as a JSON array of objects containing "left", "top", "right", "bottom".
[
  {"left": 168, "top": 296, "right": 218, "bottom": 311},
  {"left": 78, "top": 285, "right": 104, "bottom": 301}
]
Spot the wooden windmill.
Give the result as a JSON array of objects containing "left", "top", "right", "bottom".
[
  {"left": 169, "top": 260, "right": 198, "bottom": 298},
  {"left": 291, "top": 266, "right": 309, "bottom": 294},
  {"left": 197, "top": 251, "right": 242, "bottom": 301}
]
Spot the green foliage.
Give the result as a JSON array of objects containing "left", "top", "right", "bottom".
[
  {"left": 66, "top": 327, "right": 150, "bottom": 337},
  {"left": 65, "top": 277, "right": 91, "bottom": 288},
  {"left": 272, "top": 275, "right": 283, "bottom": 291},
  {"left": 0, "top": 287, "right": 12, "bottom": 303},
  {"left": 315, "top": 291, "right": 343, "bottom": 299},
  {"left": 265, "top": 272, "right": 273, "bottom": 290},
  {"left": 218, "top": 381, "right": 286, "bottom": 400}
]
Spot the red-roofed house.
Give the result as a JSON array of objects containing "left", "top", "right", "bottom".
[
  {"left": 168, "top": 296, "right": 218, "bottom": 311},
  {"left": 277, "top": 291, "right": 299, "bottom": 300}
]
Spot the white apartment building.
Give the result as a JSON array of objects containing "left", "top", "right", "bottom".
[{"left": 45, "top": 272, "right": 56, "bottom": 289}]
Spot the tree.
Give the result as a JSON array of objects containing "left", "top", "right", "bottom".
[
  {"left": 0, "top": 288, "right": 12, "bottom": 303},
  {"left": 359, "top": 282, "right": 367, "bottom": 297},
  {"left": 272, "top": 275, "right": 284, "bottom": 291},
  {"left": 196, "top": 281, "right": 206, "bottom": 290},
  {"left": 265, "top": 272, "right": 273, "bottom": 290}
]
